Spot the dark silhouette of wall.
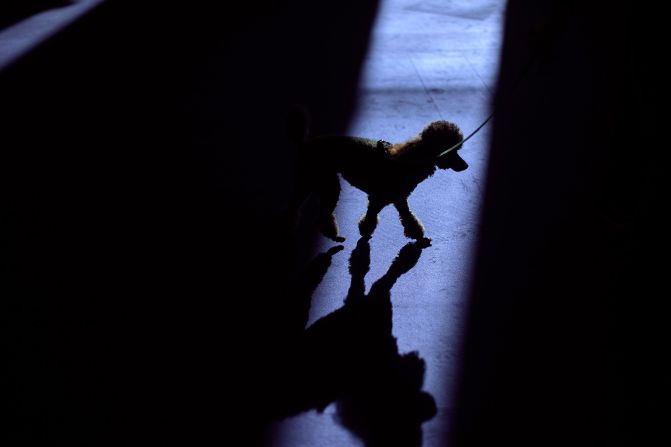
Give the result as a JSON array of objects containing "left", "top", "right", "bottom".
[
  {"left": 451, "top": 1, "right": 668, "bottom": 445},
  {"left": 1, "top": 1, "right": 379, "bottom": 443}
]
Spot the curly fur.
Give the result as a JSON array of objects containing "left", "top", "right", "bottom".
[{"left": 290, "top": 117, "right": 468, "bottom": 241}]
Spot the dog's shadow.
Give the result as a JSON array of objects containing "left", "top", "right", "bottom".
[{"left": 273, "top": 237, "right": 437, "bottom": 447}]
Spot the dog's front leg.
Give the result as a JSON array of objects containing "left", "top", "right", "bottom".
[
  {"left": 394, "top": 198, "right": 426, "bottom": 240},
  {"left": 317, "top": 173, "right": 345, "bottom": 242},
  {"left": 359, "top": 197, "right": 385, "bottom": 237}
]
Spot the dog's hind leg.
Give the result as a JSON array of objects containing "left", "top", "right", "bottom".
[
  {"left": 317, "top": 173, "right": 345, "bottom": 242},
  {"left": 359, "top": 197, "right": 385, "bottom": 238},
  {"left": 286, "top": 178, "right": 310, "bottom": 234},
  {"left": 394, "top": 198, "right": 426, "bottom": 240}
]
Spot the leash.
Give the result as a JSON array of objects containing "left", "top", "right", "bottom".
[
  {"left": 437, "top": 54, "right": 538, "bottom": 158},
  {"left": 437, "top": 111, "right": 494, "bottom": 157}
]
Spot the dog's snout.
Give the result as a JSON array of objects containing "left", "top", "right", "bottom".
[
  {"left": 452, "top": 157, "right": 468, "bottom": 172},
  {"left": 451, "top": 152, "right": 468, "bottom": 171},
  {"left": 437, "top": 152, "right": 468, "bottom": 171}
]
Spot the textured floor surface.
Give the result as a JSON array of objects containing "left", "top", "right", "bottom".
[
  {"left": 0, "top": 1, "right": 103, "bottom": 70},
  {"left": 268, "top": 1, "right": 506, "bottom": 445}
]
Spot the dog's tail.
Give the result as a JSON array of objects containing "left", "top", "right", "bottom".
[{"left": 286, "top": 104, "right": 310, "bottom": 146}]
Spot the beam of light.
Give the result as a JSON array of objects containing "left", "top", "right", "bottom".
[
  {"left": 270, "top": 1, "right": 506, "bottom": 445},
  {"left": 0, "top": 1, "right": 106, "bottom": 71}
]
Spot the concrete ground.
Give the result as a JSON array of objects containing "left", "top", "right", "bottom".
[{"left": 269, "top": 1, "right": 506, "bottom": 445}]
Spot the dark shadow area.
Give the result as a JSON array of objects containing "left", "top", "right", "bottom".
[
  {"left": 2, "top": 0, "right": 380, "bottom": 443},
  {"left": 0, "top": 0, "right": 72, "bottom": 31},
  {"left": 451, "top": 1, "right": 669, "bottom": 446},
  {"left": 268, "top": 237, "right": 436, "bottom": 447}
]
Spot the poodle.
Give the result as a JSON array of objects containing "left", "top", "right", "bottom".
[{"left": 289, "top": 112, "right": 468, "bottom": 242}]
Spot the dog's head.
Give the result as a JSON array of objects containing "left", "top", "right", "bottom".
[
  {"left": 418, "top": 121, "right": 468, "bottom": 172},
  {"left": 335, "top": 351, "right": 437, "bottom": 445}
]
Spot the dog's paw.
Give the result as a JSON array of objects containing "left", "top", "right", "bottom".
[
  {"left": 322, "top": 232, "right": 345, "bottom": 243},
  {"left": 319, "top": 215, "right": 344, "bottom": 242},
  {"left": 326, "top": 245, "right": 345, "bottom": 255},
  {"left": 404, "top": 229, "right": 426, "bottom": 241},
  {"left": 417, "top": 237, "right": 432, "bottom": 248}
]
